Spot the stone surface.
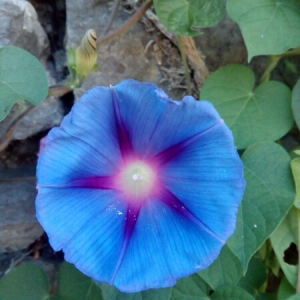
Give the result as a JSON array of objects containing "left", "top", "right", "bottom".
[
  {"left": 0, "top": 165, "right": 43, "bottom": 253},
  {"left": 11, "top": 96, "right": 64, "bottom": 140},
  {"left": 0, "top": 0, "right": 49, "bottom": 59}
]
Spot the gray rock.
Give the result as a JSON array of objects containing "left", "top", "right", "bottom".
[
  {"left": 0, "top": 165, "right": 43, "bottom": 252},
  {"left": 11, "top": 96, "right": 64, "bottom": 140},
  {"left": 0, "top": 0, "right": 49, "bottom": 59}
]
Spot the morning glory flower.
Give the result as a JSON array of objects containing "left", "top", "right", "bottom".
[{"left": 36, "top": 79, "right": 245, "bottom": 293}]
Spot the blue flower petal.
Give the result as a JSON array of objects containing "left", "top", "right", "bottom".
[
  {"left": 160, "top": 119, "right": 245, "bottom": 240},
  {"left": 46, "top": 86, "right": 122, "bottom": 169},
  {"left": 114, "top": 199, "right": 223, "bottom": 292},
  {"left": 36, "top": 187, "right": 127, "bottom": 282},
  {"left": 37, "top": 86, "right": 128, "bottom": 187},
  {"left": 113, "top": 81, "right": 221, "bottom": 158},
  {"left": 37, "top": 135, "right": 119, "bottom": 186}
]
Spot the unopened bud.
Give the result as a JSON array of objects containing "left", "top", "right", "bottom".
[{"left": 75, "top": 29, "right": 98, "bottom": 79}]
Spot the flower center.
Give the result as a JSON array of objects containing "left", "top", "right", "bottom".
[{"left": 116, "top": 161, "right": 157, "bottom": 202}]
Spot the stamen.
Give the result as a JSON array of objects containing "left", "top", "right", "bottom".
[
  {"left": 132, "top": 173, "right": 144, "bottom": 181},
  {"left": 115, "top": 160, "right": 158, "bottom": 202}
]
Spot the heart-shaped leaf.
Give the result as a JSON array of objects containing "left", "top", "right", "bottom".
[
  {"left": 100, "top": 283, "right": 172, "bottom": 300},
  {"left": 200, "top": 64, "right": 293, "bottom": 149},
  {"left": 0, "top": 46, "right": 48, "bottom": 121},
  {"left": 291, "top": 157, "right": 300, "bottom": 208},
  {"left": 278, "top": 277, "right": 296, "bottom": 300},
  {"left": 287, "top": 294, "right": 300, "bottom": 300},
  {"left": 57, "top": 262, "right": 103, "bottom": 300},
  {"left": 292, "top": 79, "right": 300, "bottom": 130},
  {"left": 227, "top": 141, "right": 295, "bottom": 271},
  {"left": 226, "top": 0, "right": 300, "bottom": 60},
  {"left": 198, "top": 245, "right": 242, "bottom": 290},
  {"left": 237, "top": 257, "right": 267, "bottom": 297},
  {"left": 170, "top": 274, "right": 209, "bottom": 299},
  {"left": 210, "top": 286, "right": 255, "bottom": 300},
  {"left": 270, "top": 207, "right": 298, "bottom": 288},
  {"left": 153, "top": 0, "right": 225, "bottom": 36},
  {"left": 0, "top": 264, "right": 50, "bottom": 300}
]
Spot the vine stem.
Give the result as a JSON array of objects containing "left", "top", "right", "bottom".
[
  {"left": 102, "top": 0, "right": 122, "bottom": 36},
  {"left": 177, "top": 35, "right": 192, "bottom": 95},
  {"left": 260, "top": 46, "right": 300, "bottom": 83},
  {"left": 297, "top": 208, "right": 300, "bottom": 293},
  {"left": 97, "top": 0, "right": 153, "bottom": 46},
  {"left": 0, "top": 104, "right": 33, "bottom": 152},
  {"left": 260, "top": 55, "right": 281, "bottom": 83},
  {"left": 48, "top": 85, "right": 72, "bottom": 97},
  {"left": 283, "top": 46, "right": 300, "bottom": 57}
]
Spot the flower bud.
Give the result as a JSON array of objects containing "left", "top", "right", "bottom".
[{"left": 75, "top": 29, "right": 98, "bottom": 79}]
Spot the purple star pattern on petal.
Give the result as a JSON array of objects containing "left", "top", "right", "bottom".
[{"left": 36, "top": 79, "right": 246, "bottom": 292}]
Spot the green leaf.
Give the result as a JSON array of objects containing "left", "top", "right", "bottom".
[
  {"left": 292, "top": 79, "right": 300, "bottom": 130},
  {"left": 287, "top": 295, "right": 300, "bottom": 300},
  {"left": 227, "top": 141, "right": 295, "bottom": 271},
  {"left": 100, "top": 283, "right": 172, "bottom": 300},
  {"left": 290, "top": 147, "right": 300, "bottom": 160},
  {"left": 67, "top": 47, "right": 76, "bottom": 83},
  {"left": 278, "top": 277, "right": 296, "bottom": 300},
  {"left": 0, "top": 46, "right": 48, "bottom": 121},
  {"left": 200, "top": 64, "right": 293, "bottom": 149},
  {"left": 171, "top": 274, "right": 209, "bottom": 299},
  {"left": 284, "top": 58, "right": 300, "bottom": 75},
  {"left": 238, "top": 257, "right": 267, "bottom": 297},
  {"left": 210, "top": 286, "right": 255, "bottom": 300},
  {"left": 140, "top": 288, "right": 172, "bottom": 300},
  {"left": 270, "top": 206, "right": 298, "bottom": 288},
  {"left": 226, "top": 0, "right": 300, "bottom": 60},
  {"left": 153, "top": 0, "right": 225, "bottom": 36},
  {"left": 291, "top": 158, "right": 300, "bottom": 208},
  {"left": 257, "top": 293, "right": 276, "bottom": 300},
  {"left": 57, "top": 262, "right": 103, "bottom": 300},
  {"left": 198, "top": 245, "right": 242, "bottom": 290},
  {"left": 0, "top": 264, "right": 50, "bottom": 300}
]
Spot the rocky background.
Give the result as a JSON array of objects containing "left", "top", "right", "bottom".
[{"left": 0, "top": 0, "right": 298, "bottom": 279}]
